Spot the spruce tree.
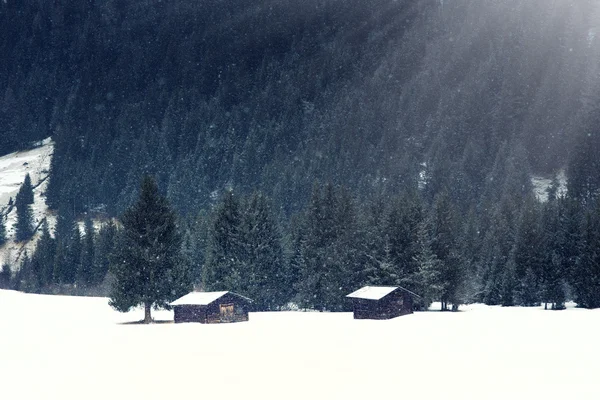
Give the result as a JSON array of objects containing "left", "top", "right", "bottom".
[
  {"left": 293, "top": 183, "right": 342, "bottom": 311},
  {"left": 202, "top": 190, "right": 244, "bottom": 293},
  {"left": 241, "top": 192, "right": 288, "bottom": 310},
  {"left": 430, "top": 192, "right": 464, "bottom": 311},
  {"left": 33, "top": 219, "right": 55, "bottom": 289},
  {"left": 540, "top": 199, "right": 566, "bottom": 310},
  {"left": 0, "top": 214, "right": 6, "bottom": 246},
  {"left": 109, "top": 176, "right": 191, "bottom": 323},
  {"left": 14, "top": 175, "right": 35, "bottom": 242},
  {"left": 15, "top": 251, "right": 37, "bottom": 292},
  {"left": 0, "top": 263, "right": 11, "bottom": 289},
  {"left": 513, "top": 197, "right": 543, "bottom": 306},
  {"left": 15, "top": 173, "right": 34, "bottom": 206},
  {"left": 15, "top": 202, "right": 34, "bottom": 242},
  {"left": 500, "top": 255, "right": 517, "bottom": 307},
  {"left": 92, "top": 221, "right": 116, "bottom": 286},
  {"left": 61, "top": 222, "right": 82, "bottom": 285},
  {"left": 78, "top": 217, "right": 95, "bottom": 287},
  {"left": 293, "top": 183, "right": 362, "bottom": 311},
  {"left": 383, "top": 193, "right": 423, "bottom": 291},
  {"left": 415, "top": 219, "right": 442, "bottom": 309},
  {"left": 572, "top": 205, "right": 600, "bottom": 308},
  {"left": 14, "top": 173, "right": 36, "bottom": 242}
]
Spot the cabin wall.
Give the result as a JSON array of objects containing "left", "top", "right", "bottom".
[
  {"left": 352, "top": 290, "right": 415, "bottom": 320},
  {"left": 206, "top": 293, "right": 251, "bottom": 323},
  {"left": 174, "top": 305, "right": 207, "bottom": 323}
]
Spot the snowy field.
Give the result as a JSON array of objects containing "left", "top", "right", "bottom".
[{"left": 1, "top": 290, "right": 599, "bottom": 400}]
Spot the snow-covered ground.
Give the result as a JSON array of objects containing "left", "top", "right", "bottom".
[
  {"left": 0, "top": 138, "right": 54, "bottom": 267},
  {"left": 1, "top": 290, "right": 598, "bottom": 400}
]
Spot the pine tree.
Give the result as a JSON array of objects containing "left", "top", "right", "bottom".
[
  {"left": 513, "top": 197, "right": 543, "bottom": 306},
  {"left": 415, "top": 219, "right": 442, "bottom": 309},
  {"left": 383, "top": 193, "right": 423, "bottom": 291},
  {"left": 15, "top": 203, "right": 34, "bottom": 242},
  {"left": 77, "top": 217, "right": 95, "bottom": 287},
  {"left": 53, "top": 241, "right": 67, "bottom": 285},
  {"left": 572, "top": 204, "right": 600, "bottom": 308},
  {"left": 15, "top": 173, "right": 34, "bottom": 206},
  {"left": 0, "top": 214, "right": 6, "bottom": 246},
  {"left": 240, "top": 192, "right": 288, "bottom": 310},
  {"left": 15, "top": 251, "right": 37, "bottom": 292},
  {"left": 181, "top": 210, "right": 210, "bottom": 286},
  {"left": 109, "top": 176, "right": 191, "bottom": 323},
  {"left": 293, "top": 183, "right": 363, "bottom": 311},
  {"left": 92, "top": 221, "right": 116, "bottom": 286},
  {"left": 62, "top": 222, "right": 81, "bottom": 285},
  {"left": 33, "top": 219, "right": 55, "bottom": 289},
  {"left": 0, "top": 263, "right": 11, "bottom": 289},
  {"left": 14, "top": 174, "right": 35, "bottom": 242},
  {"left": 202, "top": 190, "right": 245, "bottom": 292},
  {"left": 430, "top": 192, "right": 464, "bottom": 311},
  {"left": 500, "top": 255, "right": 517, "bottom": 307},
  {"left": 540, "top": 199, "right": 566, "bottom": 310}
]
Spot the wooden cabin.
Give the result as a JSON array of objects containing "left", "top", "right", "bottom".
[
  {"left": 170, "top": 291, "right": 252, "bottom": 324},
  {"left": 346, "top": 286, "right": 419, "bottom": 320}
]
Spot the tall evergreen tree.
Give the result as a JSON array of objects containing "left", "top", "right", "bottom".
[
  {"left": 500, "top": 255, "right": 517, "bottom": 307},
  {"left": 513, "top": 196, "right": 543, "bottom": 306},
  {"left": 0, "top": 263, "right": 11, "bottom": 289},
  {"left": 540, "top": 198, "right": 566, "bottom": 310},
  {"left": 14, "top": 202, "right": 34, "bottom": 242},
  {"left": 382, "top": 193, "right": 423, "bottom": 291},
  {"left": 15, "top": 173, "right": 34, "bottom": 206},
  {"left": 33, "top": 219, "right": 55, "bottom": 289},
  {"left": 293, "top": 183, "right": 362, "bottom": 311},
  {"left": 92, "top": 221, "right": 117, "bottom": 286},
  {"left": 571, "top": 203, "right": 600, "bottom": 308},
  {"left": 14, "top": 174, "right": 35, "bottom": 242},
  {"left": 202, "top": 190, "right": 245, "bottom": 292},
  {"left": 414, "top": 218, "right": 442, "bottom": 309},
  {"left": 109, "top": 176, "right": 191, "bottom": 323},
  {"left": 429, "top": 192, "right": 464, "bottom": 311},
  {"left": 240, "top": 192, "right": 288, "bottom": 310},
  {"left": 77, "top": 217, "right": 95, "bottom": 287},
  {"left": 0, "top": 214, "right": 6, "bottom": 246}
]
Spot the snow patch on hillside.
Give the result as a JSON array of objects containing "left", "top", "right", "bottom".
[
  {"left": 531, "top": 170, "right": 567, "bottom": 202},
  {"left": 0, "top": 138, "right": 54, "bottom": 268}
]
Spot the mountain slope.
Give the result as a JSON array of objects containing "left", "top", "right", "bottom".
[
  {"left": 2, "top": 0, "right": 600, "bottom": 216},
  {"left": 0, "top": 138, "right": 54, "bottom": 267}
]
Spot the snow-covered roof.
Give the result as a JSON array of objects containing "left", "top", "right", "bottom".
[
  {"left": 346, "top": 286, "right": 399, "bottom": 300},
  {"left": 170, "top": 291, "right": 229, "bottom": 306},
  {"left": 170, "top": 291, "right": 253, "bottom": 306}
]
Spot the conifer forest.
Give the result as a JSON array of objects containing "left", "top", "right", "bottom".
[{"left": 2, "top": 0, "right": 600, "bottom": 311}]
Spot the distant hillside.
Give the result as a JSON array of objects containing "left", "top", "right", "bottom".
[{"left": 2, "top": 0, "right": 600, "bottom": 216}]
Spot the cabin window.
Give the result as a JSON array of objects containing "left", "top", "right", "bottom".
[{"left": 220, "top": 303, "right": 234, "bottom": 321}]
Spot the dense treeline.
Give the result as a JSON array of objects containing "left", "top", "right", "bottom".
[{"left": 7, "top": 177, "right": 600, "bottom": 310}]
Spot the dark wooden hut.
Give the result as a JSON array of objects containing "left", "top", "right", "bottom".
[
  {"left": 170, "top": 291, "right": 253, "bottom": 323},
  {"left": 346, "top": 286, "right": 420, "bottom": 320}
]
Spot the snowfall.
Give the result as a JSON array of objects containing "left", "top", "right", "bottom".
[{"left": 0, "top": 290, "right": 599, "bottom": 400}]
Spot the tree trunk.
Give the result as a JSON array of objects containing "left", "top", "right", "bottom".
[{"left": 144, "top": 302, "right": 152, "bottom": 323}]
